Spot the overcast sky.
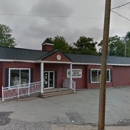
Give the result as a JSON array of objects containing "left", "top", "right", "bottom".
[{"left": 0, "top": 0, "right": 130, "bottom": 50}]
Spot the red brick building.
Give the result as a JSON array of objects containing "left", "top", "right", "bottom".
[{"left": 0, "top": 38, "right": 130, "bottom": 98}]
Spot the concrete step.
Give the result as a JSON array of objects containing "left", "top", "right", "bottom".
[{"left": 41, "top": 89, "right": 74, "bottom": 98}]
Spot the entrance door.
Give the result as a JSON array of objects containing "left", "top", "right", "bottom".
[{"left": 44, "top": 71, "right": 55, "bottom": 89}]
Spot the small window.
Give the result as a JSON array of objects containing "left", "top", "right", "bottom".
[{"left": 90, "top": 69, "right": 111, "bottom": 83}]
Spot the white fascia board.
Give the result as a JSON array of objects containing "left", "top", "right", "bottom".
[
  {"left": 0, "top": 59, "right": 38, "bottom": 63},
  {"left": 1, "top": 59, "right": 130, "bottom": 66},
  {"left": 107, "top": 63, "right": 130, "bottom": 66},
  {"left": 43, "top": 43, "right": 54, "bottom": 46},
  {"left": 0, "top": 59, "right": 71, "bottom": 64},
  {"left": 72, "top": 62, "right": 101, "bottom": 65},
  {"left": 73, "top": 62, "right": 130, "bottom": 66},
  {"left": 43, "top": 61, "right": 72, "bottom": 64}
]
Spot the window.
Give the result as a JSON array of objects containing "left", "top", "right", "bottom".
[
  {"left": 9, "top": 68, "right": 30, "bottom": 87},
  {"left": 90, "top": 69, "right": 111, "bottom": 83}
]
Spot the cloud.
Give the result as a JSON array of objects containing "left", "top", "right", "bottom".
[
  {"left": 0, "top": 0, "right": 129, "bottom": 50},
  {"left": 0, "top": 0, "right": 74, "bottom": 49},
  {"left": 15, "top": 0, "right": 75, "bottom": 49},
  {"left": 0, "top": 0, "right": 22, "bottom": 13},
  {"left": 31, "top": 0, "right": 72, "bottom": 16}
]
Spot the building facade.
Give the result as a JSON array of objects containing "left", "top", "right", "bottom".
[{"left": 0, "top": 38, "right": 130, "bottom": 97}]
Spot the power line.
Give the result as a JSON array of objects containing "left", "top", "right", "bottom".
[
  {"left": 0, "top": 13, "right": 102, "bottom": 19},
  {"left": 112, "top": 1, "right": 130, "bottom": 10},
  {"left": 111, "top": 10, "right": 130, "bottom": 22}
]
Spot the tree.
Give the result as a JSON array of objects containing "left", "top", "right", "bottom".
[
  {"left": 69, "top": 36, "right": 98, "bottom": 55},
  {"left": 0, "top": 24, "right": 16, "bottom": 47},
  {"left": 98, "top": 35, "right": 125, "bottom": 56},
  {"left": 124, "top": 31, "right": 130, "bottom": 57},
  {"left": 125, "top": 31, "right": 130, "bottom": 41},
  {"left": 109, "top": 36, "right": 125, "bottom": 56},
  {"left": 51, "top": 36, "right": 69, "bottom": 53},
  {"left": 98, "top": 33, "right": 130, "bottom": 57}
]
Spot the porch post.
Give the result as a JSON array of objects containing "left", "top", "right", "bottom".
[
  {"left": 70, "top": 63, "right": 72, "bottom": 89},
  {"left": 41, "top": 62, "right": 44, "bottom": 94}
]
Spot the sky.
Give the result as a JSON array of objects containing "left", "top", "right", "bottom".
[{"left": 0, "top": 0, "right": 130, "bottom": 50}]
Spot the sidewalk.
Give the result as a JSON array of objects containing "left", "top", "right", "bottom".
[{"left": 52, "top": 124, "right": 130, "bottom": 130}]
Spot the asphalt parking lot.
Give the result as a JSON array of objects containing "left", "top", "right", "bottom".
[{"left": 0, "top": 87, "right": 130, "bottom": 130}]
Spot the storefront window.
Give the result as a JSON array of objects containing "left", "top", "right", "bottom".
[
  {"left": 10, "top": 70, "right": 20, "bottom": 86},
  {"left": 90, "top": 69, "right": 111, "bottom": 83},
  {"left": 21, "top": 70, "right": 29, "bottom": 85},
  {"left": 10, "top": 69, "right": 30, "bottom": 87}
]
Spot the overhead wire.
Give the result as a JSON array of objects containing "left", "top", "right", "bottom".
[
  {"left": 111, "top": 10, "right": 130, "bottom": 22},
  {"left": 112, "top": 1, "right": 130, "bottom": 10},
  {"left": 0, "top": 13, "right": 102, "bottom": 19},
  {"left": 111, "top": 1, "right": 130, "bottom": 22},
  {"left": 0, "top": 2, "right": 129, "bottom": 23}
]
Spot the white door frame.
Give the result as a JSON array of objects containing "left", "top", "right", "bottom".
[{"left": 44, "top": 71, "right": 55, "bottom": 89}]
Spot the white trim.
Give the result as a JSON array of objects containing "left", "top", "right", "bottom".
[
  {"left": 107, "top": 63, "right": 130, "bottom": 66},
  {"left": 1, "top": 58, "right": 130, "bottom": 66},
  {"left": 43, "top": 61, "right": 72, "bottom": 64},
  {"left": 9, "top": 68, "right": 31, "bottom": 88},
  {"left": 29, "top": 69, "right": 31, "bottom": 92},
  {"left": 0, "top": 59, "right": 37, "bottom": 63},
  {"left": 42, "top": 43, "right": 54, "bottom": 46},
  {"left": 90, "top": 69, "right": 111, "bottom": 83},
  {"left": 72, "top": 63, "right": 101, "bottom": 65},
  {"left": 41, "top": 62, "right": 44, "bottom": 93},
  {"left": 72, "top": 62, "right": 130, "bottom": 66},
  {"left": 44, "top": 71, "right": 55, "bottom": 89},
  {"left": 0, "top": 59, "right": 72, "bottom": 64}
]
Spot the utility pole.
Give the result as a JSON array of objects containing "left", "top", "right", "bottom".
[
  {"left": 125, "top": 40, "right": 126, "bottom": 57},
  {"left": 98, "top": 0, "right": 111, "bottom": 130}
]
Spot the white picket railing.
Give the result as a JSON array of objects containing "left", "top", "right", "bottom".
[
  {"left": 63, "top": 78, "right": 76, "bottom": 92},
  {"left": 2, "top": 81, "right": 41, "bottom": 101},
  {"left": 72, "top": 80, "right": 76, "bottom": 92}
]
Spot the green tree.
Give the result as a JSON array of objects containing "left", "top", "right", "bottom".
[
  {"left": 51, "top": 36, "right": 69, "bottom": 53},
  {"left": 109, "top": 36, "right": 124, "bottom": 56},
  {"left": 124, "top": 31, "right": 130, "bottom": 57},
  {"left": 125, "top": 31, "right": 130, "bottom": 41},
  {"left": 0, "top": 24, "right": 16, "bottom": 47},
  {"left": 98, "top": 35, "right": 125, "bottom": 56},
  {"left": 69, "top": 36, "right": 98, "bottom": 55}
]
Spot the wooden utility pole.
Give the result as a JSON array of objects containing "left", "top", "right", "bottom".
[
  {"left": 98, "top": 0, "right": 111, "bottom": 130},
  {"left": 125, "top": 41, "right": 126, "bottom": 57}
]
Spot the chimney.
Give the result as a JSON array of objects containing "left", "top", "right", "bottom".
[{"left": 42, "top": 38, "right": 54, "bottom": 52}]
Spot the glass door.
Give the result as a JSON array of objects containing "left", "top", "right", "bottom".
[
  {"left": 44, "top": 72, "right": 49, "bottom": 88},
  {"left": 44, "top": 71, "right": 55, "bottom": 88},
  {"left": 49, "top": 72, "right": 54, "bottom": 88}
]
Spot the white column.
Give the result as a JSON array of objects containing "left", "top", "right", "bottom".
[
  {"left": 41, "top": 62, "right": 44, "bottom": 94},
  {"left": 70, "top": 63, "right": 72, "bottom": 89},
  {"left": 28, "top": 69, "right": 31, "bottom": 96}
]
